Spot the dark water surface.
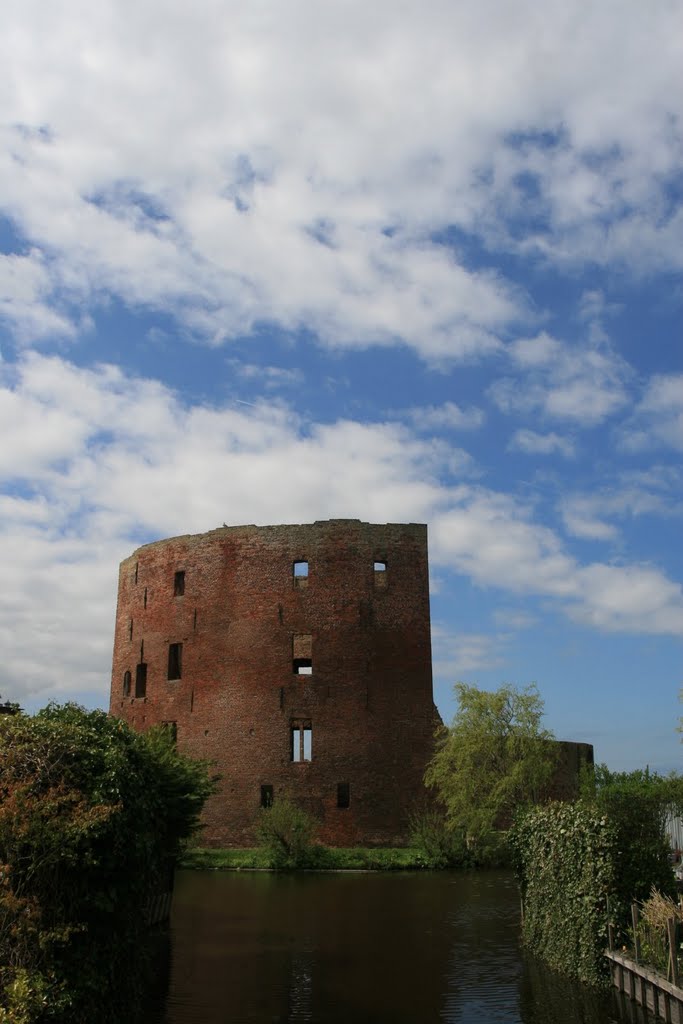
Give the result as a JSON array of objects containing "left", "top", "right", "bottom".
[{"left": 148, "top": 869, "right": 653, "bottom": 1024}]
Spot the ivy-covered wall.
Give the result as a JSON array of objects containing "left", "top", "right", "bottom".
[{"left": 511, "top": 803, "right": 617, "bottom": 986}]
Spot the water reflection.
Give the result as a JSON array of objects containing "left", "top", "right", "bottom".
[{"left": 148, "top": 870, "right": 653, "bottom": 1024}]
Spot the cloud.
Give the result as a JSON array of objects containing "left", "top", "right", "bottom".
[
  {"left": 508, "top": 428, "right": 575, "bottom": 457},
  {"left": 226, "top": 359, "right": 304, "bottom": 391},
  {"left": 2, "top": 353, "right": 683, "bottom": 706},
  {"left": 490, "top": 331, "right": 631, "bottom": 426},
  {"left": 620, "top": 374, "right": 683, "bottom": 452},
  {"left": 560, "top": 477, "right": 681, "bottom": 541},
  {"left": 430, "top": 488, "right": 683, "bottom": 634},
  {"left": 407, "top": 401, "right": 485, "bottom": 432},
  {"left": 0, "top": 1, "right": 680, "bottom": 359},
  {"left": 431, "top": 625, "right": 506, "bottom": 682},
  {"left": 0, "top": 251, "right": 76, "bottom": 342}
]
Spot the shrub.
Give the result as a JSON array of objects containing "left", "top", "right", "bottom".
[
  {"left": 0, "top": 704, "right": 215, "bottom": 1023},
  {"left": 256, "top": 799, "right": 316, "bottom": 869},
  {"left": 408, "top": 806, "right": 468, "bottom": 868}
]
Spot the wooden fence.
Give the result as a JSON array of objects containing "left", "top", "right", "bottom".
[{"left": 606, "top": 901, "right": 683, "bottom": 1023}]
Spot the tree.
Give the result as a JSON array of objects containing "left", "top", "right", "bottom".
[
  {"left": 580, "top": 763, "right": 682, "bottom": 904},
  {"left": 424, "top": 683, "right": 557, "bottom": 845}
]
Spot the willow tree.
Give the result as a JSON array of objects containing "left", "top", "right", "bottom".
[{"left": 425, "top": 683, "right": 557, "bottom": 844}]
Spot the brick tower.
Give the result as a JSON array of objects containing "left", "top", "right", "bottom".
[{"left": 109, "top": 519, "right": 440, "bottom": 846}]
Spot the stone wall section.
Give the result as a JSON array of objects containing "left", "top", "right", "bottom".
[{"left": 109, "top": 519, "right": 441, "bottom": 847}]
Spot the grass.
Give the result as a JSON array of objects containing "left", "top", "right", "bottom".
[{"left": 178, "top": 845, "right": 429, "bottom": 871}]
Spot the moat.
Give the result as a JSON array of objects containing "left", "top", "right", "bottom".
[{"left": 148, "top": 869, "right": 652, "bottom": 1024}]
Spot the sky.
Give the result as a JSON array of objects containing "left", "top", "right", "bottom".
[{"left": 1, "top": 0, "right": 682, "bottom": 772}]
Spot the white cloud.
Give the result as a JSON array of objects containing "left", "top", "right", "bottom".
[
  {"left": 490, "top": 331, "right": 631, "bottom": 426},
  {"left": 430, "top": 488, "right": 683, "bottom": 634},
  {"left": 0, "top": 1, "right": 680, "bottom": 357},
  {"left": 2, "top": 353, "right": 683, "bottom": 706},
  {"left": 621, "top": 374, "right": 683, "bottom": 452},
  {"left": 431, "top": 625, "right": 506, "bottom": 681},
  {"left": 560, "top": 479, "right": 680, "bottom": 541},
  {"left": 493, "top": 608, "right": 537, "bottom": 630},
  {"left": 508, "top": 428, "right": 575, "bottom": 457},
  {"left": 407, "top": 401, "right": 485, "bottom": 432},
  {"left": 226, "top": 360, "right": 304, "bottom": 391}
]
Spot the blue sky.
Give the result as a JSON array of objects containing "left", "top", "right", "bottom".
[{"left": 1, "top": 0, "right": 682, "bottom": 771}]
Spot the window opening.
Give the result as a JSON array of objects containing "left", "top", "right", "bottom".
[
  {"left": 123, "top": 670, "right": 131, "bottom": 697},
  {"left": 167, "top": 643, "right": 183, "bottom": 680},
  {"left": 129, "top": 619, "right": 133, "bottom": 641},
  {"left": 292, "top": 634, "right": 312, "bottom": 674},
  {"left": 140, "top": 640, "right": 144, "bottom": 660},
  {"left": 143, "top": 587, "right": 148, "bottom": 608},
  {"left": 374, "top": 560, "right": 388, "bottom": 589},
  {"left": 135, "top": 663, "right": 147, "bottom": 698},
  {"left": 134, "top": 562, "right": 138, "bottom": 584},
  {"left": 293, "top": 560, "right": 308, "bottom": 578},
  {"left": 193, "top": 608, "right": 197, "bottom": 629},
  {"left": 291, "top": 720, "right": 312, "bottom": 762},
  {"left": 260, "top": 785, "right": 274, "bottom": 808},
  {"left": 337, "top": 782, "right": 350, "bottom": 809},
  {"left": 174, "top": 571, "right": 185, "bottom": 596}
]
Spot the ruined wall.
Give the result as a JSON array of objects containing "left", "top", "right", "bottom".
[{"left": 109, "top": 520, "right": 440, "bottom": 847}]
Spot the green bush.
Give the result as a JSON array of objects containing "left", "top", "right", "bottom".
[
  {"left": 408, "top": 806, "right": 467, "bottom": 868},
  {"left": 256, "top": 799, "right": 316, "bottom": 869},
  {"left": 0, "top": 704, "right": 215, "bottom": 1023}
]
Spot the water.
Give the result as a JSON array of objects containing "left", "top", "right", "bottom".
[{"left": 148, "top": 870, "right": 653, "bottom": 1024}]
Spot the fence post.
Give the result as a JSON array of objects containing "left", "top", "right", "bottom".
[
  {"left": 632, "top": 903, "right": 641, "bottom": 963},
  {"left": 666, "top": 916, "right": 679, "bottom": 987}
]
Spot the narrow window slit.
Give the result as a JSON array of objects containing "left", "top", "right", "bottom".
[
  {"left": 174, "top": 571, "right": 185, "bottom": 596},
  {"left": 168, "top": 642, "right": 183, "bottom": 680},
  {"left": 135, "top": 663, "right": 147, "bottom": 698},
  {"left": 260, "top": 785, "right": 274, "bottom": 808},
  {"left": 337, "top": 782, "right": 350, "bottom": 809}
]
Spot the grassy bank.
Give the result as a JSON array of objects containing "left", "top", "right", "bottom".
[{"left": 179, "top": 846, "right": 427, "bottom": 871}]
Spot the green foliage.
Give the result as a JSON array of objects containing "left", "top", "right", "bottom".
[
  {"left": 424, "top": 683, "right": 558, "bottom": 847},
  {"left": 408, "top": 806, "right": 467, "bottom": 868},
  {"left": 582, "top": 764, "right": 679, "bottom": 906},
  {"left": 256, "top": 799, "right": 316, "bottom": 869},
  {"left": 511, "top": 767, "right": 682, "bottom": 986},
  {"left": 510, "top": 802, "right": 617, "bottom": 986},
  {"left": 0, "top": 704, "right": 215, "bottom": 1023},
  {"left": 180, "top": 845, "right": 444, "bottom": 871}
]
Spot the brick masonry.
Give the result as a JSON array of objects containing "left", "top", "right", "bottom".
[{"left": 109, "top": 519, "right": 442, "bottom": 847}]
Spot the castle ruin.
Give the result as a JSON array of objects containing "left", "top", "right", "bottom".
[{"left": 109, "top": 519, "right": 441, "bottom": 846}]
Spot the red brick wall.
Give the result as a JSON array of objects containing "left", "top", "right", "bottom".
[{"left": 109, "top": 520, "right": 441, "bottom": 847}]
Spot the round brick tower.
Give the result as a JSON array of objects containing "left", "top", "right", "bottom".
[{"left": 109, "top": 519, "right": 440, "bottom": 846}]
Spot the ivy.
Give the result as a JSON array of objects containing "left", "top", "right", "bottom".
[
  {"left": 510, "top": 803, "right": 617, "bottom": 987},
  {"left": 510, "top": 774, "right": 680, "bottom": 989}
]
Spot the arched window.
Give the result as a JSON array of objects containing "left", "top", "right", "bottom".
[{"left": 123, "top": 670, "right": 131, "bottom": 697}]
